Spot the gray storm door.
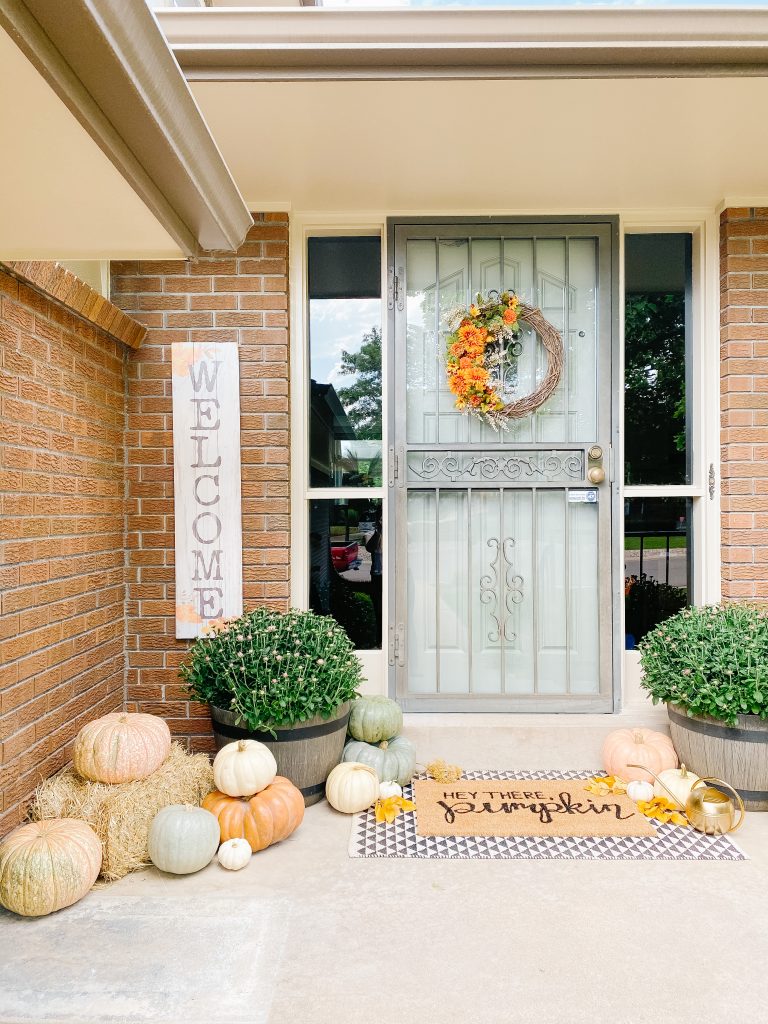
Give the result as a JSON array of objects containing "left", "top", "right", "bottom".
[{"left": 387, "top": 221, "right": 618, "bottom": 712}]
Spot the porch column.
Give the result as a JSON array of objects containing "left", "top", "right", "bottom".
[{"left": 720, "top": 207, "right": 768, "bottom": 602}]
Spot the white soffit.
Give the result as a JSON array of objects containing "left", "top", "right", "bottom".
[
  {"left": 190, "top": 76, "right": 768, "bottom": 212},
  {"left": 0, "top": 28, "right": 182, "bottom": 260}
]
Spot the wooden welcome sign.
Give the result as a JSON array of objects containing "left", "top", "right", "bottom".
[{"left": 171, "top": 343, "right": 243, "bottom": 639}]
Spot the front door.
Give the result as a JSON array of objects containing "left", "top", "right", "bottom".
[{"left": 388, "top": 220, "right": 617, "bottom": 711}]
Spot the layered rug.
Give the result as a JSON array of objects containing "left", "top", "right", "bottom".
[{"left": 349, "top": 770, "right": 747, "bottom": 861}]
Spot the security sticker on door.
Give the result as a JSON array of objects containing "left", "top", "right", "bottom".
[{"left": 568, "top": 489, "right": 598, "bottom": 504}]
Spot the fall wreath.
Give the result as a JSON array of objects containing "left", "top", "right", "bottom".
[{"left": 445, "top": 291, "right": 564, "bottom": 429}]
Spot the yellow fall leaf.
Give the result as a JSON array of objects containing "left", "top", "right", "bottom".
[{"left": 375, "top": 795, "right": 416, "bottom": 825}]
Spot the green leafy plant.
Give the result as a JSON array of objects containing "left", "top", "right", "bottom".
[
  {"left": 180, "top": 608, "right": 363, "bottom": 735},
  {"left": 639, "top": 604, "right": 768, "bottom": 725}
]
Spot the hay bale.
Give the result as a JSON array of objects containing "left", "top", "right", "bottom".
[{"left": 28, "top": 743, "right": 214, "bottom": 882}]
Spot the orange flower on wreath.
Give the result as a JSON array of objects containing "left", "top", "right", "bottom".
[
  {"left": 503, "top": 307, "right": 518, "bottom": 325},
  {"left": 457, "top": 323, "right": 486, "bottom": 346}
]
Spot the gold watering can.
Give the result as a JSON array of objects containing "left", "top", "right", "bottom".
[{"left": 627, "top": 764, "right": 745, "bottom": 836}]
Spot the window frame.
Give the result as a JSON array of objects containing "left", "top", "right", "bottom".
[
  {"left": 291, "top": 220, "right": 388, "bottom": 673},
  {"left": 620, "top": 216, "right": 721, "bottom": 622}
]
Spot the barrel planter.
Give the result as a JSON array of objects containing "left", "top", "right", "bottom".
[
  {"left": 667, "top": 703, "right": 768, "bottom": 811},
  {"left": 210, "top": 702, "right": 351, "bottom": 807}
]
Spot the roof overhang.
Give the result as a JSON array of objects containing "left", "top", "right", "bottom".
[
  {"left": 0, "top": 0, "right": 253, "bottom": 255},
  {"left": 158, "top": 6, "right": 768, "bottom": 81}
]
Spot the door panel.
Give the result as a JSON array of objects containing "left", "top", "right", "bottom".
[{"left": 390, "top": 221, "right": 616, "bottom": 711}]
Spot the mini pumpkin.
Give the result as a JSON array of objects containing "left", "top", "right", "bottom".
[
  {"left": 0, "top": 818, "right": 102, "bottom": 917},
  {"left": 347, "top": 696, "right": 403, "bottom": 744},
  {"left": 626, "top": 780, "right": 654, "bottom": 803},
  {"left": 203, "top": 776, "right": 305, "bottom": 854},
  {"left": 602, "top": 728, "right": 677, "bottom": 783},
  {"left": 73, "top": 712, "right": 171, "bottom": 784},
  {"left": 213, "top": 739, "right": 277, "bottom": 798},
  {"left": 342, "top": 735, "right": 416, "bottom": 787},
  {"left": 148, "top": 804, "right": 220, "bottom": 875},
  {"left": 379, "top": 780, "right": 403, "bottom": 800},
  {"left": 217, "top": 838, "right": 252, "bottom": 871},
  {"left": 326, "top": 762, "right": 380, "bottom": 814}
]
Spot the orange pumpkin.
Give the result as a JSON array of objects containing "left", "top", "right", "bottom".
[
  {"left": 73, "top": 712, "right": 171, "bottom": 784},
  {"left": 602, "top": 728, "right": 678, "bottom": 783},
  {"left": 202, "top": 776, "right": 304, "bottom": 853}
]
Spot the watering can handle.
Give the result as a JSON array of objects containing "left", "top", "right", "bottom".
[
  {"left": 625, "top": 764, "right": 685, "bottom": 811},
  {"left": 695, "top": 778, "right": 746, "bottom": 833}
]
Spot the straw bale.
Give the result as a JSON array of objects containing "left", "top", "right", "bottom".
[{"left": 28, "top": 743, "right": 214, "bottom": 881}]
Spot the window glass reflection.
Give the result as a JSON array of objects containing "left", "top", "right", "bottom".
[
  {"left": 308, "top": 237, "right": 382, "bottom": 487},
  {"left": 309, "top": 498, "right": 383, "bottom": 649},
  {"left": 624, "top": 233, "right": 691, "bottom": 485},
  {"left": 624, "top": 496, "right": 691, "bottom": 649}
]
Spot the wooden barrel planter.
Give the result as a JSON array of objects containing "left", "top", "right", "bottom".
[
  {"left": 667, "top": 703, "right": 768, "bottom": 811},
  {"left": 210, "top": 702, "right": 351, "bottom": 807}
]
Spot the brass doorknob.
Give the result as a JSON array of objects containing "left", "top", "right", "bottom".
[{"left": 587, "top": 466, "right": 605, "bottom": 485}]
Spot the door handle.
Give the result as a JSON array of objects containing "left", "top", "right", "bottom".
[{"left": 587, "top": 444, "right": 606, "bottom": 485}]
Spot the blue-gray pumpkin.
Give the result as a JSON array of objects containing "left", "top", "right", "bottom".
[
  {"left": 347, "top": 696, "right": 403, "bottom": 744},
  {"left": 342, "top": 735, "right": 416, "bottom": 787}
]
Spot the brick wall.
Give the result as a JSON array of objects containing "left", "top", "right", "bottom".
[
  {"left": 720, "top": 207, "right": 768, "bottom": 601},
  {"left": 0, "top": 269, "right": 126, "bottom": 834},
  {"left": 112, "top": 213, "right": 290, "bottom": 755}
]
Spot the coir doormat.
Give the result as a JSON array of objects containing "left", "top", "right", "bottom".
[
  {"left": 348, "top": 770, "right": 747, "bottom": 861},
  {"left": 413, "top": 778, "right": 656, "bottom": 838}
]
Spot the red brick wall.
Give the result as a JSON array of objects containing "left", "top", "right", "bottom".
[
  {"left": 111, "top": 213, "right": 290, "bottom": 755},
  {"left": 0, "top": 269, "right": 126, "bottom": 835},
  {"left": 720, "top": 207, "right": 768, "bottom": 601}
]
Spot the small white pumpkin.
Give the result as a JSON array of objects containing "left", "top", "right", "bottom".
[
  {"left": 626, "top": 780, "right": 654, "bottom": 803},
  {"left": 654, "top": 764, "right": 701, "bottom": 807},
  {"left": 326, "top": 762, "right": 379, "bottom": 814},
  {"left": 213, "top": 739, "right": 277, "bottom": 798},
  {"left": 379, "top": 780, "right": 403, "bottom": 800},
  {"left": 217, "top": 838, "right": 252, "bottom": 872},
  {"left": 148, "top": 804, "right": 220, "bottom": 875}
]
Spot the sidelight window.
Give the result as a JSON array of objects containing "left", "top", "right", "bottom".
[{"left": 624, "top": 233, "right": 694, "bottom": 647}]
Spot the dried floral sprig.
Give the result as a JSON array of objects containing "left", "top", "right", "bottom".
[{"left": 424, "top": 759, "right": 463, "bottom": 783}]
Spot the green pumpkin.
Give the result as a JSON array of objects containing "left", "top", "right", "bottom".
[
  {"left": 347, "top": 696, "right": 403, "bottom": 744},
  {"left": 342, "top": 735, "right": 415, "bottom": 787}
]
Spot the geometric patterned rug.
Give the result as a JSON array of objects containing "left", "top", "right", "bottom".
[{"left": 349, "top": 770, "right": 748, "bottom": 861}]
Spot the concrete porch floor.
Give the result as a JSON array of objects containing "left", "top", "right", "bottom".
[{"left": 1, "top": 720, "right": 766, "bottom": 1024}]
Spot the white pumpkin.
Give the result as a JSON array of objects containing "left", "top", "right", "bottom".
[
  {"left": 213, "top": 739, "right": 277, "bottom": 797},
  {"left": 326, "top": 762, "right": 379, "bottom": 814},
  {"left": 217, "top": 838, "right": 252, "bottom": 872},
  {"left": 654, "top": 764, "right": 701, "bottom": 807},
  {"left": 379, "top": 780, "right": 403, "bottom": 800},
  {"left": 626, "top": 780, "right": 654, "bottom": 803},
  {"left": 148, "top": 804, "right": 220, "bottom": 875}
]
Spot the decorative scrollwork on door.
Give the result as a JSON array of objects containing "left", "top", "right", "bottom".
[
  {"left": 480, "top": 536, "right": 524, "bottom": 645},
  {"left": 479, "top": 537, "right": 502, "bottom": 643}
]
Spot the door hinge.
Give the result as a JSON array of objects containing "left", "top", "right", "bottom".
[
  {"left": 387, "top": 266, "right": 405, "bottom": 312},
  {"left": 388, "top": 446, "right": 404, "bottom": 488},
  {"left": 388, "top": 623, "right": 406, "bottom": 667}
]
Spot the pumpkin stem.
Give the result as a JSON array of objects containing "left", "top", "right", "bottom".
[
  {"left": 237, "top": 740, "right": 248, "bottom": 752},
  {"left": 680, "top": 764, "right": 688, "bottom": 777},
  {"left": 633, "top": 731, "right": 644, "bottom": 744},
  {"left": 379, "top": 741, "right": 389, "bottom": 750}
]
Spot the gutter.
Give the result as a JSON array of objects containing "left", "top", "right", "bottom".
[
  {"left": 0, "top": 0, "right": 252, "bottom": 255},
  {"left": 158, "top": 6, "right": 768, "bottom": 81}
]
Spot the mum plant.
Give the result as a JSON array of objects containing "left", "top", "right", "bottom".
[
  {"left": 639, "top": 604, "right": 768, "bottom": 725},
  {"left": 180, "top": 607, "right": 363, "bottom": 735}
]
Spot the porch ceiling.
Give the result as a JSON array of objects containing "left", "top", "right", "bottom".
[
  {"left": 0, "top": 27, "right": 181, "bottom": 260},
  {"left": 190, "top": 76, "right": 768, "bottom": 213}
]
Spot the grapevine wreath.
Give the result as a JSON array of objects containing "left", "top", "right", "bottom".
[{"left": 445, "top": 290, "right": 563, "bottom": 429}]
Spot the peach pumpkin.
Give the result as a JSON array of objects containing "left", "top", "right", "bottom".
[
  {"left": 73, "top": 712, "right": 171, "bottom": 784},
  {"left": 202, "top": 776, "right": 304, "bottom": 853},
  {"left": 602, "top": 728, "right": 678, "bottom": 783}
]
